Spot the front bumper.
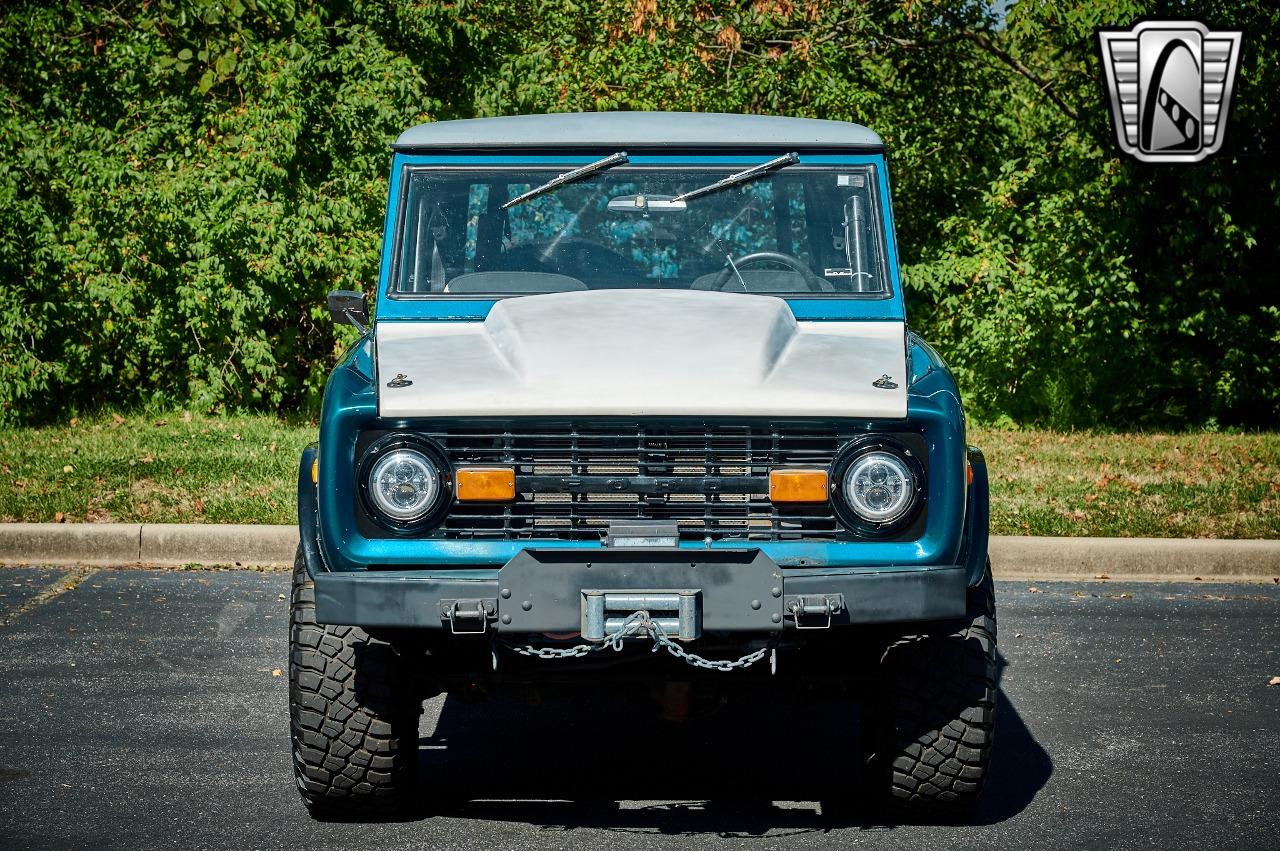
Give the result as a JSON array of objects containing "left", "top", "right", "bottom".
[{"left": 312, "top": 548, "right": 967, "bottom": 631}]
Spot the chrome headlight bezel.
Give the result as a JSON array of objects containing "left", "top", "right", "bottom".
[
  {"left": 356, "top": 433, "right": 453, "bottom": 534},
  {"left": 831, "top": 436, "right": 925, "bottom": 535}
]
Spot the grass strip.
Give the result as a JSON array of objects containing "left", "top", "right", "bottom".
[
  {"left": 0, "top": 412, "right": 311, "bottom": 525},
  {"left": 1, "top": 413, "right": 1276, "bottom": 538}
]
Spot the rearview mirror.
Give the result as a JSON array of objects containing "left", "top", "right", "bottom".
[
  {"left": 607, "top": 194, "right": 688, "bottom": 213},
  {"left": 327, "top": 290, "right": 369, "bottom": 333}
]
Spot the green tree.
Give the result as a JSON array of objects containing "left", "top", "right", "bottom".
[{"left": 1, "top": 0, "right": 1276, "bottom": 427}]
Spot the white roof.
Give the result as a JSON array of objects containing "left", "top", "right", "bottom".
[{"left": 394, "top": 111, "right": 883, "bottom": 151}]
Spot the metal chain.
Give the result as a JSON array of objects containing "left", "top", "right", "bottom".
[
  {"left": 497, "top": 610, "right": 773, "bottom": 672},
  {"left": 648, "top": 621, "right": 773, "bottom": 671}
]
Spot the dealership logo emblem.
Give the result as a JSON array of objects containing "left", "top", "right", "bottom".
[{"left": 1098, "top": 21, "right": 1242, "bottom": 163}]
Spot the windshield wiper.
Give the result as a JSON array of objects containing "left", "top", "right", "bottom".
[
  {"left": 501, "top": 151, "right": 629, "bottom": 210},
  {"left": 671, "top": 152, "right": 799, "bottom": 202}
]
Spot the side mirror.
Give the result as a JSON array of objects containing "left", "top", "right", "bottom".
[{"left": 327, "top": 290, "right": 369, "bottom": 333}]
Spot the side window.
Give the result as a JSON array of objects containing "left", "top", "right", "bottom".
[
  {"left": 784, "top": 182, "right": 810, "bottom": 262},
  {"left": 503, "top": 189, "right": 576, "bottom": 249},
  {"left": 708, "top": 181, "right": 778, "bottom": 256},
  {"left": 463, "top": 183, "right": 488, "bottom": 273},
  {"left": 830, "top": 171, "right": 885, "bottom": 294},
  {"left": 395, "top": 173, "right": 468, "bottom": 293},
  {"left": 462, "top": 182, "right": 581, "bottom": 274},
  {"left": 703, "top": 180, "right": 811, "bottom": 263},
  {"left": 839, "top": 171, "right": 880, "bottom": 294}
]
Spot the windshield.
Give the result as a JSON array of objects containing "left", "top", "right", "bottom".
[{"left": 389, "top": 162, "right": 890, "bottom": 297}]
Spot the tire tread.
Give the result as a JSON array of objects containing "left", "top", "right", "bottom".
[
  {"left": 288, "top": 547, "right": 417, "bottom": 818},
  {"left": 870, "top": 559, "right": 997, "bottom": 818}
]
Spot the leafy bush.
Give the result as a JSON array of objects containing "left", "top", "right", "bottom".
[
  {"left": 0, "top": 0, "right": 444, "bottom": 415},
  {"left": 1, "top": 0, "right": 1276, "bottom": 427}
]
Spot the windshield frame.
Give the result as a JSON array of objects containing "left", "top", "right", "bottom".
[{"left": 375, "top": 153, "right": 906, "bottom": 323}]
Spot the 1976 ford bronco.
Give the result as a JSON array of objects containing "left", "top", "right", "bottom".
[{"left": 290, "top": 112, "right": 995, "bottom": 819}]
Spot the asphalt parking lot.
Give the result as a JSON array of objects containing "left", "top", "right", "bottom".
[{"left": 0, "top": 565, "right": 1277, "bottom": 850}]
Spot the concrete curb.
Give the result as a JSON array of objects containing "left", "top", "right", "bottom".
[
  {"left": 139, "top": 523, "right": 299, "bottom": 567},
  {"left": 0, "top": 523, "right": 297, "bottom": 568},
  {"left": 0, "top": 524, "right": 1277, "bottom": 581},
  {"left": 987, "top": 536, "right": 1280, "bottom": 581}
]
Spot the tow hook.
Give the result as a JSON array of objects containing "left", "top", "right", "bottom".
[
  {"left": 439, "top": 599, "right": 498, "bottom": 634},
  {"left": 785, "top": 594, "right": 845, "bottom": 629}
]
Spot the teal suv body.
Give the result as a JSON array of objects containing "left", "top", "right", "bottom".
[{"left": 289, "top": 113, "right": 996, "bottom": 820}]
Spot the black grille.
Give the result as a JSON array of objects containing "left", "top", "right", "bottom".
[{"left": 417, "top": 421, "right": 859, "bottom": 542}]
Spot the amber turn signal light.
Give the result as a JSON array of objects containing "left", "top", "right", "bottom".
[
  {"left": 769, "top": 469, "right": 830, "bottom": 503},
  {"left": 455, "top": 467, "right": 516, "bottom": 502}
]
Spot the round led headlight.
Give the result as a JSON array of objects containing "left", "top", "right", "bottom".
[
  {"left": 367, "top": 449, "right": 440, "bottom": 522},
  {"left": 357, "top": 434, "right": 452, "bottom": 532},
  {"left": 843, "top": 451, "right": 915, "bottom": 524},
  {"left": 830, "top": 437, "right": 925, "bottom": 535}
]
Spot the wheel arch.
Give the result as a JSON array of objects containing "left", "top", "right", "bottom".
[
  {"left": 962, "top": 446, "right": 990, "bottom": 587},
  {"left": 297, "top": 444, "right": 326, "bottom": 579}
]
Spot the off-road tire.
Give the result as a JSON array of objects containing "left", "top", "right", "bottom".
[
  {"left": 288, "top": 546, "right": 420, "bottom": 819},
  {"left": 863, "top": 560, "right": 997, "bottom": 818}
]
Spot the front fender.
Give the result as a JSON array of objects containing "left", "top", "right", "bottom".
[
  {"left": 962, "top": 446, "right": 990, "bottom": 586},
  {"left": 297, "top": 444, "right": 325, "bottom": 579}
]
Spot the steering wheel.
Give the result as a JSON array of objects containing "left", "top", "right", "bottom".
[{"left": 710, "top": 251, "right": 830, "bottom": 292}]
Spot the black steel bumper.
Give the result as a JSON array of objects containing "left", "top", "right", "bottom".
[{"left": 312, "top": 548, "right": 967, "bottom": 632}]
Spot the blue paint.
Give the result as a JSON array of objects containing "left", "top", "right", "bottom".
[
  {"left": 374, "top": 156, "right": 404, "bottom": 319},
  {"left": 374, "top": 297, "right": 905, "bottom": 323}
]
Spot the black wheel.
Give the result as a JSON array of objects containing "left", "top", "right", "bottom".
[
  {"left": 862, "top": 560, "right": 997, "bottom": 819},
  {"left": 288, "top": 546, "right": 420, "bottom": 819}
]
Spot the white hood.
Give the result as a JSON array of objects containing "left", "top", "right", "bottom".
[{"left": 376, "top": 290, "right": 907, "bottom": 419}]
